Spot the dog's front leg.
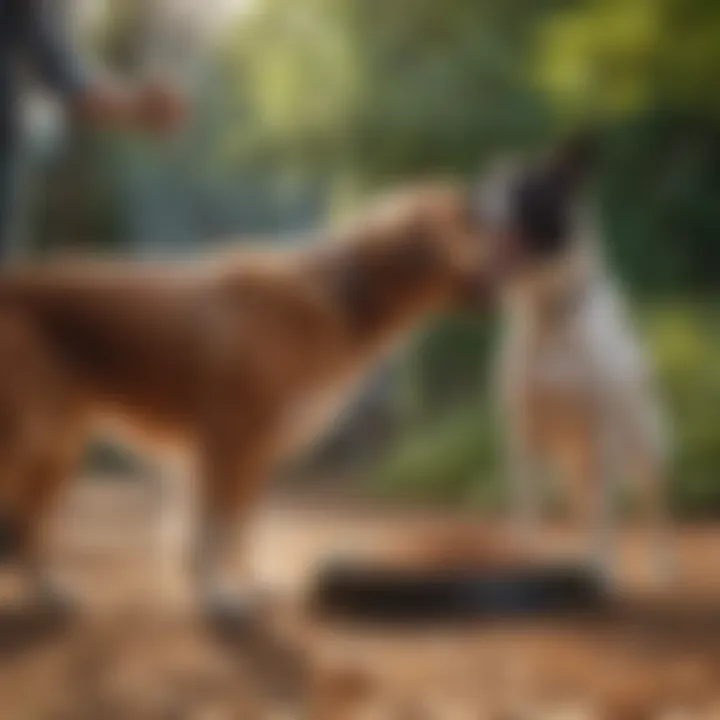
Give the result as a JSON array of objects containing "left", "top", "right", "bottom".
[
  {"left": 155, "top": 452, "right": 196, "bottom": 608},
  {"left": 636, "top": 454, "right": 675, "bottom": 586},
  {"left": 194, "top": 420, "right": 277, "bottom": 625},
  {"left": 20, "top": 434, "right": 84, "bottom": 613}
]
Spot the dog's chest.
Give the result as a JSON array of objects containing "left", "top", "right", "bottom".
[
  {"left": 278, "top": 332, "right": 411, "bottom": 458},
  {"left": 503, "top": 317, "right": 593, "bottom": 402},
  {"left": 279, "top": 370, "right": 369, "bottom": 457},
  {"left": 504, "top": 284, "right": 645, "bottom": 402},
  {"left": 529, "top": 330, "right": 594, "bottom": 393}
]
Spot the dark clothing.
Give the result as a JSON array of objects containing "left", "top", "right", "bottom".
[{"left": 1, "top": 0, "right": 87, "bottom": 258}]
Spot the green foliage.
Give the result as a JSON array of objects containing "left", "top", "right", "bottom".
[
  {"left": 536, "top": 0, "right": 720, "bottom": 120},
  {"left": 599, "top": 117, "right": 720, "bottom": 294},
  {"left": 411, "top": 315, "right": 497, "bottom": 415},
  {"left": 219, "top": 0, "right": 360, "bottom": 171},
  {"left": 643, "top": 303, "right": 720, "bottom": 517},
  {"left": 372, "top": 405, "right": 501, "bottom": 508},
  {"left": 219, "top": 0, "right": 562, "bottom": 181}
]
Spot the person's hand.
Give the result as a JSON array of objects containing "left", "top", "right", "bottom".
[
  {"left": 131, "top": 81, "right": 188, "bottom": 135},
  {"left": 72, "top": 80, "right": 187, "bottom": 135}
]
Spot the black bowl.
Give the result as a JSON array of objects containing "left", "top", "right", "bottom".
[{"left": 311, "top": 560, "right": 607, "bottom": 623}]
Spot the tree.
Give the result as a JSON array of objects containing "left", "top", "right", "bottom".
[
  {"left": 219, "top": 0, "right": 565, "bottom": 186},
  {"left": 536, "top": 0, "right": 720, "bottom": 120},
  {"left": 535, "top": 0, "right": 720, "bottom": 293}
]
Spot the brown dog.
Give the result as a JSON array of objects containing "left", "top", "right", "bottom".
[{"left": 0, "top": 182, "right": 498, "bottom": 616}]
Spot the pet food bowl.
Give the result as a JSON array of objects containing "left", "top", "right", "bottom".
[{"left": 311, "top": 558, "right": 607, "bottom": 623}]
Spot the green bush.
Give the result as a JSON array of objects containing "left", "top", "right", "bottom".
[
  {"left": 372, "top": 405, "right": 501, "bottom": 507},
  {"left": 642, "top": 302, "right": 720, "bottom": 517}
]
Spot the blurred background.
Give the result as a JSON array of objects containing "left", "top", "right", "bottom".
[
  {"left": 3, "top": 1, "right": 720, "bottom": 716},
  {"left": 15, "top": 0, "right": 716, "bottom": 517}
]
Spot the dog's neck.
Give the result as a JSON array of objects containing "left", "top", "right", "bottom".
[
  {"left": 312, "top": 229, "right": 451, "bottom": 352},
  {"left": 504, "top": 237, "right": 605, "bottom": 328}
]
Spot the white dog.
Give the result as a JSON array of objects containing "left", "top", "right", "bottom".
[{"left": 477, "top": 139, "right": 672, "bottom": 583}]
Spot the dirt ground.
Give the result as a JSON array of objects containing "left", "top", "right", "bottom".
[{"left": 2, "top": 479, "right": 720, "bottom": 719}]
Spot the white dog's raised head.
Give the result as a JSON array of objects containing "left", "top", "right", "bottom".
[{"left": 473, "top": 133, "right": 597, "bottom": 270}]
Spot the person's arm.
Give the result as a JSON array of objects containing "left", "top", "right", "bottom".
[
  {"left": 21, "top": 0, "right": 186, "bottom": 132},
  {"left": 21, "top": 0, "right": 88, "bottom": 100}
]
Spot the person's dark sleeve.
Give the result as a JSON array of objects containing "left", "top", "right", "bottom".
[{"left": 22, "top": 0, "right": 88, "bottom": 98}]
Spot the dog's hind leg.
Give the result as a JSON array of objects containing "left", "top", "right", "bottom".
[
  {"left": 0, "top": 312, "right": 79, "bottom": 588},
  {"left": 582, "top": 421, "right": 626, "bottom": 586},
  {"left": 507, "top": 428, "right": 543, "bottom": 545},
  {"left": 504, "top": 398, "right": 545, "bottom": 546},
  {"left": 558, "top": 420, "right": 621, "bottom": 585},
  {"left": 639, "top": 461, "right": 674, "bottom": 586},
  {"left": 645, "top": 407, "right": 674, "bottom": 585},
  {"left": 631, "top": 431, "right": 674, "bottom": 586},
  {"left": 17, "top": 424, "right": 84, "bottom": 610},
  {"left": 0, "top": 407, "right": 82, "bottom": 615}
]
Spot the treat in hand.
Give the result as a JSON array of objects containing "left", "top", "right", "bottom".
[
  {"left": 133, "top": 81, "right": 188, "bottom": 135},
  {"left": 73, "top": 80, "right": 188, "bottom": 135}
]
